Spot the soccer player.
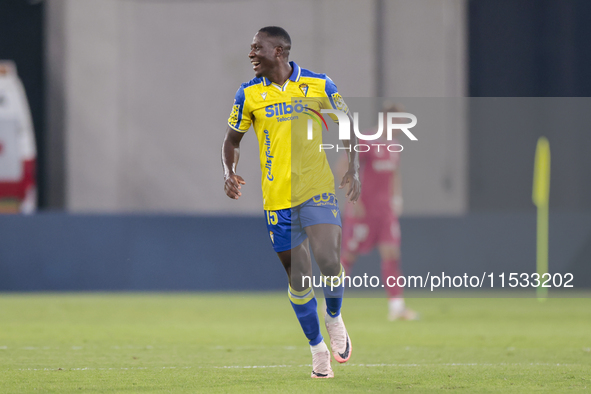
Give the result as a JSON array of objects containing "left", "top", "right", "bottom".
[
  {"left": 221, "top": 26, "right": 361, "bottom": 379},
  {"left": 338, "top": 105, "right": 418, "bottom": 321}
]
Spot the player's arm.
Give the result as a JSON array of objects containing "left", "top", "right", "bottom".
[
  {"left": 338, "top": 149, "right": 365, "bottom": 217},
  {"left": 335, "top": 151, "right": 349, "bottom": 181},
  {"left": 339, "top": 112, "right": 361, "bottom": 203},
  {"left": 223, "top": 85, "right": 251, "bottom": 200},
  {"left": 221, "top": 127, "right": 246, "bottom": 200},
  {"left": 324, "top": 76, "right": 361, "bottom": 203}
]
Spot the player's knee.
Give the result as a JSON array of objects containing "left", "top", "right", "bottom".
[{"left": 316, "top": 253, "right": 341, "bottom": 276}]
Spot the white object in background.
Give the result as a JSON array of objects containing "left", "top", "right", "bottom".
[{"left": 0, "top": 60, "right": 37, "bottom": 213}]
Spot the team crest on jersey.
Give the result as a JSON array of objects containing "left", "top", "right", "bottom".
[
  {"left": 261, "top": 92, "right": 267, "bottom": 100},
  {"left": 299, "top": 83, "right": 309, "bottom": 97},
  {"left": 270, "top": 231, "right": 274, "bottom": 243}
]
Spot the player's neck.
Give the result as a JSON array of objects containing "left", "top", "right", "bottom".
[{"left": 265, "top": 61, "right": 292, "bottom": 86}]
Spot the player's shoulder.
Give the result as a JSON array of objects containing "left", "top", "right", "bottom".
[
  {"left": 233, "top": 77, "right": 264, "bottom": 103},
  {"left": 299, "top": 68, "right": 339, "bottom": 94},
  {"left": 237, "top": 77, "right": 265, "bottom": 91},
  {"left": 300, "top": 67, "right": 329, "bottom": 81}
]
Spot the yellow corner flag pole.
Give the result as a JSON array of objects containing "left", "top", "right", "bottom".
[{"left": 532, "top": 137, "right": 550, "bottom": 301}]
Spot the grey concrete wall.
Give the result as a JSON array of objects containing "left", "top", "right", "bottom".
[
  {"left": 65, "top": 0, "right": 122, "bottom": 211},
  {"left": 47, "top": 0, "right": 466, "bottom": 215},
  {"left": 383, "top": 0, "right": 468, "bottom": 215}
]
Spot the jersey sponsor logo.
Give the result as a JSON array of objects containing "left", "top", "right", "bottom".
[
  {"left": 276, "top": 115, "right": 299, "bottom": 123},
  {"left": 264, "top": 100, "right": 308, "bottom": 118},
  {"left": 263, "top": 129, "right": 274, "bottom": 181},
  {"left": 229, "top": 104, "right": 240, "bottom": 126},
  {"left": 312, "top": 193, "right": 331, "bottom": 203},
  {"left": 312, "top": 193, "right": 336, "bottom": 206}
]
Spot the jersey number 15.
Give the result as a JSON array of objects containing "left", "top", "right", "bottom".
[{"left": 266, "top": 211, "right": 278, "bottom": 225}]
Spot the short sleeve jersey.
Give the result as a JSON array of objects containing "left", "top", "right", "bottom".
[{"left": 227, "top": 61, "right": 349, "bottom": 211}]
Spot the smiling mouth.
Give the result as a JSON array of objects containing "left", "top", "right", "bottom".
[{"left": 251, "top": 61, "right": 261, "bottom": 70}]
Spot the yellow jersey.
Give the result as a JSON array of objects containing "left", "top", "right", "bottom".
[{"left": 228, "top": 61, "right": 349, "bottom": 211}]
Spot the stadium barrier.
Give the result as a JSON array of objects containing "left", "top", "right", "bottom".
[{"left": 0, "top": 213, "right": 589, "bottom": 291}]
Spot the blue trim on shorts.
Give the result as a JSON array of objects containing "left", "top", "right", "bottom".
[{"left": 265, "top": 193, "right": 342, "bottom": 253}]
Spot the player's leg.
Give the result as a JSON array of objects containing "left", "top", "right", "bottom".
[
  {"left": 277, "top": 243, "right": 334, "bottom": 378},
  {"left": 278, "top": 238, "right": 312, "bottom": 291},
  {"left": 340, "top": 216, "right": 360, "bottom": 275},
  {"left": 278, "top": 241, "right": 321, "bottom": 346},
  {"left": 341, "top": 216, "right": 375, "bottom": 276},
  {"left": 306, "top": 223, "right": 352, "bottom": 363},
  {"left": 378, "top": 218, "right": 418, "bottom": 321},
  {"left": 378, "top": 242, "right": 403, "bottom": 300},
  {"left": 305, "top": 223, "right": 343, "bottom": 315},
  {"left": 321, "top": 249, "right": 357, "bottom": 330},
  {"left": 269, "top": 206, "right": 333, "bottom": 378}
]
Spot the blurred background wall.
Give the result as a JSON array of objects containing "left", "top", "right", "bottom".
[
  {"left": 1, "top": 0, "right": 591, "bottom": 290},
  {"left": 43, "top": 0, "right": 467, "bottom": 215},
  {"left": 4, "top": 0, "right": 591, "bottom": 215}
]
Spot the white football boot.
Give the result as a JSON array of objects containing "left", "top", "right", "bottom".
[
  {"left": 324, "top": 313, "right": 352, "bottom": 363},
  {"left": 310, "top": 341, "right": 334, "bottom": 378}
]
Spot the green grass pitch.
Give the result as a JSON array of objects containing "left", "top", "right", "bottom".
[{"left": 1, "top": 293, "right": 590, "bottom": 393}]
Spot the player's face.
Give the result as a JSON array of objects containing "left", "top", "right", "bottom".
[{"left": 249, "top": 32, "right": 277, "bottom": 78}]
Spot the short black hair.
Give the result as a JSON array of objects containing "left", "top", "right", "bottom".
[{"left": 258, "top": 26, "right": 291, "bottom": 49}]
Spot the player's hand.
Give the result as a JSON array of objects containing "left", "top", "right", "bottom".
[
  {"left": 224, "top": 173, "right": 246, "bottom": 200},
  {"left": 339, "top": 169, "right": 361, "bottom": 203}
]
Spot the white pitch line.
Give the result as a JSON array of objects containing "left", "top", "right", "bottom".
[
  {"left": 14, "top": 366, "right": 197, "bottom": 372},
  {"left": 12, "top": 362, "right": 579, "bottom": 372},
  {"left": 214, "top": 362, "right": 577, "bottom": 369},
  {"left": 213, "top": 365, "right": 308, "bottom": 369}
]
